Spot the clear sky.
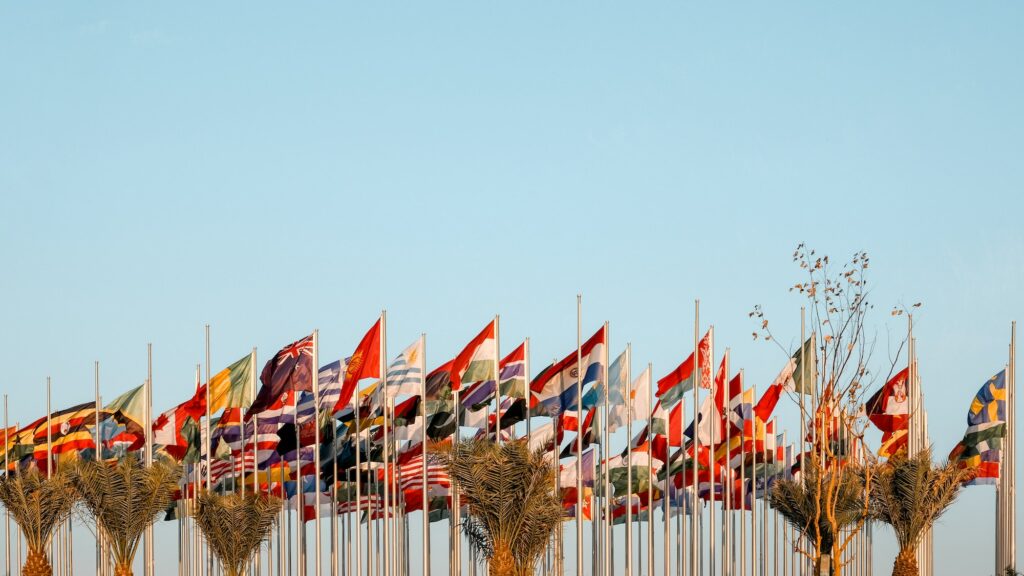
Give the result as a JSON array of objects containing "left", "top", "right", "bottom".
[{"left": 2, "top": 3, "right": 1023, "bottom": 575}]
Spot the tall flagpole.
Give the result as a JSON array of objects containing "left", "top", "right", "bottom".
[
  {"left": 646, "top": 363, "right": 653, "bottom": 576},
  {"left": 575, "top": 295, "right": 584, "bottom": 576},
  {"left": 625, "top": 344, "right": 633, "bottom": 576},
  {"left": 1009, "top": 321, "right": 1017, "bottom": 574},
  {"left": 146, "top": 344, "right": 154, "bottom": 576},
  {"left": 691, "top": 301, "right": 700, "bottom": 576},
  {"left": 380, "top": 313, "right": 391, "bottom": 576},
  {"left": 723, "top": 349, "right": 732, "bottom": 576},
  {"left": 313, "top": 330, "right": 323, "bottom": 576},
  {"left": 93, "top": 364, "right": 101, "bottom": 576},
  {"left": 420, "top": 334, "right": 430, "bottom": 576},
  {"left": 3, "top": 394, "right": 8, "bottom": 576},
  {"left": 708, "top": 328, "right": 716, "bottom": 576},
  {"left": 494, "top": 316, "right": 501, "bottom": 445},
  {"left": 354, "top": 340, "right": 364, "bottom": 576},
  {"left": 602, "top": 321, "right": 611, "bottom": 576}
]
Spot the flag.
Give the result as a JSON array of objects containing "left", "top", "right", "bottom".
[
  {"left": 968, "top": 370, "right": 1007, "bottom": 425},
  {"left": 865, "top": 367, "right": 910, "bottom": 457},
  {"left": 425, "top": 361, "right": 453, "bottom": 400},
  {"left": 950, "top": 370, "right": 1008, "bottom": 485},
  {"left": 499, "top": 342, "right": 527, "bottom": 399},
  {"left": 531, "top": 326, "right": 606, "bottom": 416},
  {"left": 385, "top": 338, "right": 425, "bottom": 398},
  {"left": 789, "top": 335, "right": 817, "bottom": 395},
  {"left": 450, "top": 320, "right": 497, "bottom": 392},
  {"left": 560, "top": 448, "right": 596, "bottom": 487},
  {"left": 209, "top": 354, "right": 256, "bottom": 413},
  {"left": 581, "top": 350, "right": 629, "bottom": 434},
  {"left": 104, "top": 384, "right": 147, "bottom": 451},
  {"left": 247, "top": 334, "right": 315, "bottom": 418},
  {"left": 624, "top": 366, "right": 651, "bottom": 426},
  {"left": 335, "top": 319, "right": 383, "bottom": 414},
  {"left": 656, "top": 328, "right": 712, "bottom": 405},
  {"left": 153, "top": 383, "right": 207, "bottom": 461},
  {"left": 33, "top": 402, "right": 98, "bottom": 464}
]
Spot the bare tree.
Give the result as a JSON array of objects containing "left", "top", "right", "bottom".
[{"left": 755, "top": 244, "right": 910, "bottom": 575}]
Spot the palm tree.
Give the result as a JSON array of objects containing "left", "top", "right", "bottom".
[
  {"left": 869, "top": 448, "right": 973, "bottom": 576},
  {"left": 67, "top": 455, "right": 180, "bottom": 576},
  {"left": 438, "top": 438, "right": 562, "bottom": 576},
  {"left": 194, "top": 492, "right": 282, "bottom": 576},
  {"left": 769, "top": 457, "right": 867, "bottom": 576},
  {"left": 0, "top": 467, "right": 78, "bottom": 576}
]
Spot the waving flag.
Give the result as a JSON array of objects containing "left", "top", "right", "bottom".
[
  {"left": 33, "top": 402, "right": 97, "bottom": 465},
  {"left": 499, "top": 342, "right": 527, "bottom": 399},
  {"left": 248, "top": 334, "right": 314, "bottom": 418},
  {"left": 866, "top": 366, "right": 910, "bottom": 457},
  {"left": 385, "top": 337, "right": 425, "bottom": 398},
  {"left": 153, "top": 382, "right": 206, "bottom": 461},
  {"left": 209, "top": 353, "right": 255, "bottom": 413},
  {"left": 531, "top": 326, "right": 606, "bottom": 416},
  {"left": 335, "top": 319, "right": 383, "bottom": 414},
  {"left": 450, "top": 320, "right": 497, "bottom": 392},
  {"left": 656, "top": 328, "right": 713, "bottom": 406},
  {"left": 951, "top": 370, "right": 1008, "bottom": 484},
  {"left": 103, "top": 384, "right": 147, "bottom": 451},
  {"left": 582, "top": 349, "right": 628, "bottom": 430}
]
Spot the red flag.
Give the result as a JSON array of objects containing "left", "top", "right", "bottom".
[
  {"left": 656, "top": 328, "right": 713, "bottom": 397},
  {"left": 334, "top": 319, "right": 382, "bottom": 414},
  {"left": 754, "top": 381, "right": 784, "bottom": 424},
  {"left": 450, "top": 320, "right": 497, "bottom": 392}
]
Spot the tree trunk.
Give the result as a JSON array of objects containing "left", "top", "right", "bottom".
[
  {"left": 488, "top": 540, "right": 516, "bottom": 576},
  {"left": 892, "top": 548, "right": 919, "bottom": 576},
  {"left": 114, "top": 562, "right": 134, "bottom": 576},
  {"left": 23, "top": 547, "right": 52, "bottom": 576},
  {"left": 815, "top": 553, "right": 838, "bottom": 576}
]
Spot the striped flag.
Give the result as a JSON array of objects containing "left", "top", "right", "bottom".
[
  {"left": 499, "top": 342, "right": 527, "bottom": 399},
  {"left": 386, "top": 338, "right": 425, "bottom": 398},
  {"left": 397, "top": 452, "right": 450, "bottom": 496}
]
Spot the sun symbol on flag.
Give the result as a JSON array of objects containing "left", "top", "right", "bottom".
[{"left": 569, "top": 367, "right": 579, "bottom": 379}]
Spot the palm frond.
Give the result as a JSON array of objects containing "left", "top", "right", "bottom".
[
  {"left": 440, "top": 439, "right": 561, "bottom": 575},
  {"left": 195, "top": 492, "right": 282, "bottom": 576},
  {"left": 67, "top": 455, "right": 181, "bottom": 569},
  {"left": 869, "top": 447, "right": 972, "bottom": 551},
  {"left": 0, "top": 468, "right": 77, "bottom": 551}
]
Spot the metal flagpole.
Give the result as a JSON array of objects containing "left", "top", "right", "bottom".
[
  {"left": 145, "top": 344, "right": 153, "bottom": 576},
  {"left": 1009, "top": 322, "right": 1017, "bottom": 574},
  {"left": 380, "top": 313, "right": 390, "bottom": 576},
  {"left": 739, "top": 369, "right": 747, "bottom": 576},
  {"left": 575, "top": 295, "right": 584, "bottom": 576},
  {"left": 751, "top": 383, "right": 759, "bottom": 576},
  {"left": 46, "top": 377, "right": 52, "bottom": 478},
  {"left": 494, "top": 316, "right": 501, "bottom": 445},
  {"left": 3, "top": 394, "right": 8, "bottom": 576},
  {"left": 645, "top": 363, "right": 653, "bottom": 576},
  {"left": 93, "top": 363, "right": 102, "bottom": 576},
  {"left": 354, "top": 358, "right": 363, "bottom": 576},
  {"left": 602, "top": 322, "right": 611, "bottom": 576},
  {"left": 313, "top": 331, "right": 324, "bottom": 576},
  {"left": 692, "top": 301, "right": 700, "bottom": 576},
  {"left": 420, "top": 334, "right": 430, "bottom": 576},
  {"left": 625, "top": 344, "right": 633, "bottom": 576},
  {"left": 724, "top": 349, "right": 732, "bottom": 576},
  {"left": 664, "top": 414, "right": 672, "bottom": 573},
  {"left": 708, "top": 329, "right": 716, "bottom": 576}
]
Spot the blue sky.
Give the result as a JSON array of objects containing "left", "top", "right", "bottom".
[{"left": 2, "top": 3, "right": 1023, "bottom": 575}]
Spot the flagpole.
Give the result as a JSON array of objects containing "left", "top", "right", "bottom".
[
  {"left": 645, "top": 360, "right": 653, "bottom": 576},
  {"left": 574, "top": 295, "right": 584, "bottom": 576},
  {"left": 3, "top": 394, "right": 8, "bottom": 576},
  {"left": 494, "top": 316, "right": 501, "bottom": 445},
  {"left": 354, "top": 372, "right": 363, "bottom": 576},
  {"left": 418, "top": 333, "right": 429, "bottom": 576},
  {"left": 625, "top": 344, "right": 633, "bottom": 576},
  {"left": 311, "top": 330, "right": 323, "bottom": 576},
  {"left": 379, "top": 312, "right": 391, "bottom": 576},
  {"left": 708, "top": 327, "right": 716, "bottom": 576},
  {"left": 691, "top": 301, "right": 700, "bottom": 576},
  {"left": 93, "top": 363, "right": 101, "bottom": 576},
  {"left": 1009, "top": 321, "right": 1017, "bottom": 574},
  {"left": 602, "top": 322, "right": 611, "bottom": 576},
  {"left": 723, "top": 349, "right": 732, "bottom": 576}
]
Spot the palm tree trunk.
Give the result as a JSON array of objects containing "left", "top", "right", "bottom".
[
  {"left": 114, "top": 562, "right": 134, "bottom": 576},
  {"left": 892, "top": 548, "right": 919, "bottom": 576},
  {"left": 814, "top": 553, "right": 840, "bottom": 576},
  {"left": 488, "top": 540, "right": 516, "bottom": 576},
  {"left": 23, "top": 547, "right": 52, "bottom": 576}
]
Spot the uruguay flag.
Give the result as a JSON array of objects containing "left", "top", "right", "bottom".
[{"left": 530, "top": 326, "right": 606, "bottom": 416}]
